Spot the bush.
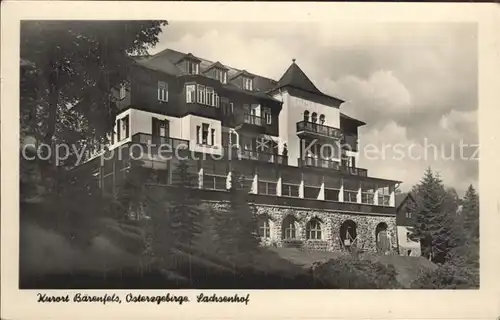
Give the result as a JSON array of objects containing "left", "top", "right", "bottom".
[
  {"left": 312, "top": 255, "right": 401, "bottom": 289},
  {"left": 411, "top": 263, "right": 478, "bottom": 289}
]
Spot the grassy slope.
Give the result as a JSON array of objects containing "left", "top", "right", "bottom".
[{"left": 268, "top": 247, "right": 437, "bottom": 288}]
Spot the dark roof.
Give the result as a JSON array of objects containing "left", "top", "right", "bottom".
[
  {"left": 176, "top": 52, "right": 202, "bottom": 63},
  {"left": 204, "top": 61, "right": 229, "bottom": 72},
  {"left": 395, "top": 192, "right": 415, "bottom": 212},
  {"left": 340, "top": 112, "right": 366, "bottom": 126},
  {"left": 134, "top": 48, "right": 278, "bottom": 93},
  {"left": 274, "top": 61, "right": 322, "bottom": 95},
  {"left": 230, "top": 69, "right": 255, "bottom": 80}
]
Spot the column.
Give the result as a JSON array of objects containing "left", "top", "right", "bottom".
[
  {"left": 317, "top": 181, "right": 325, "bottom": 200},
  {"left": 374, "top": 185, "right": 379, "bottom": 206},
  {"left": 276, "top": 176, "right": 282, "bottom": 196},
  {"left": 299, "top": 180, "right": 304, "bottom": 198},
  {"left": 250, "top": 173, "right": 258, "bottom": 194},
  {"left": 389, "top": 185, "right": 396, "bottom": 207},
  {"left": 198, "top": 168, "right": 203, "bottom": 189},
  {"left": 338, "top": 179, "right": 344, "bottom": 202},
  {"left": 356, "top": 183, "right": 362, "bottom": 204},
  {"left": 226, "top": 171, "right": 232, "bottom": 189}
]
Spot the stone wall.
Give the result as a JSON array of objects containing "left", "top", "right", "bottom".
[{"left": 209, "top": 202, "right": 397, "bottom": 253}]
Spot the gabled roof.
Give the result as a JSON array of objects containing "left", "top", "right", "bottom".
[
  {"left": 203, "top": 61, "right": 229, "bottom": 72},
  {"left": 230, "top": 69, "right": 255, "bottom": 80},
  {"left": 274, "top": 60, "right": 322, "bottom": 95},
  {"left": 395, "top": 192, "right": 415, "bottom": 212},
  {"left": 176, "top": 52, "right": 201, "bottom": 64},
  {"left": 340, "top": 112, "right": 366, "bottom": 126}
]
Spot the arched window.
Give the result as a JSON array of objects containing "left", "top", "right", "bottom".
[
  {"left": 339, "top": 220, "right": 357, "bottom": 248},
  {"left": 311, "top": 112, "right": 318, "bottom": 123},
  {"left": 306, "top": 218, "right": 322, "bottom": 240},
  {"left": 303, "top": 110, "right": 310, "bottom": 122},
  {"left": 258, "top": 216, "right": 271, "bottom": 238},
  {"left": 319, "top": 114, "right": 325, "bottom": 125},
  {"left": 282, "top": 215, "right": 297, "bottom": 239}
]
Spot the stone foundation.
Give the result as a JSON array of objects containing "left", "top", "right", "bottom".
[{"left": 209, "top": 202, "right": 397, "bottom": 253}]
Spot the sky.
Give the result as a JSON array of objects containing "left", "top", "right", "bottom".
[{"left": 151, "top": 22, "right": 478, "bottom": 196}]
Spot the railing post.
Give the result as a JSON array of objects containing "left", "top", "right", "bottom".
[
  {"left": 198, "top": 167, "right": 203, "bottom": 189},
  {"left": 356, "top": 184, "right": 362, "bottom": 204},
  {"left": 339, "top": 180, "right": 344, "bottom": 202}
]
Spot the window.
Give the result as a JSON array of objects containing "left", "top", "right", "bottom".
[
  {"left": 378, "top": 186, "right": 391, "bottom": 206},
  {"left": 311, "top": 112, "right": 318, "bottom": 123},
  {"left": 187, "top": 60, "right": 199, "bottom": 75},
  {"left": 258, "top": 181, "right": 277, "bottom": 195},
  {"left": 215, "top": 69, "right": 227, "bottom": 84},
  {"left": 258, "top": 217, "right": 271, "bottom": 238},
  {"left": 122, "top": 115, "right": 129, "bottom": 139},
  {"left": 319, "top": 114, "right": 325, "bottom": 125},
  {"left": 214, "top": 93, "right": 220, "bottom": 107},
  {"left": 206, "top": 87, "right": 214, "bottom": 106},
  {"left": 186, "top": 84, "right": 196, "bottom": 103},
  {"left": 304, "top": 110, "right": 310, "bottom": 122},
  {"left": 116, "top": 119, "right": 121, "bottom": 142},
  {"left": 243, "top": 77, "right": 253, "bottom": 91},
  {"left": 158, "top": 81, "right": 168, "bottom": 102},
  {"left": 282, "top": 184, "right": 300, "bottom": 197},
  {"left": 196, "top": 126, "right": 201, "bottom": 144},
  {"left": 201, "top": 123, "right": 209, "bottom": 145},
  {"left": 306, "top": 218, "right": 322, "bottom": 240},
  {"left": 119, "top": 85, "right": 126, "bottom": 100},
  {"left": 282, "top": 216, "right": 297, "bottom": 240},
  {"left": 262, "top": 107, "right": 272, "bottom": 125},
  {"left": 406, "top": 212, "right": 412, "bottom": 219},
  {"left": 210, "top": 129, "right": 216, "bottom": 146},
  {"left": 221, "top": 98, "right": 234, "bottom": 115},
  {"left": 406, "top": 231, "right": 411, "bottom": 242},
  {"left": 197, "top": 85, "right": 206, "bottom": 104}
]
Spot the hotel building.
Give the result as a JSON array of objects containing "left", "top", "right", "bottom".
[{"left": 80, "top": 48, "right": 401, "bottom": 252}]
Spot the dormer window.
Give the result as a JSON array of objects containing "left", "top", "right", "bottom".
[
  {"left": 243, "top": 77, "right": 253, "bottom": 91},
  {"left": 187, "top": 60, "right": 199, "bottom": 75},
  {"left": 215, "top": 69, "right": 228, "bottom": 84}
]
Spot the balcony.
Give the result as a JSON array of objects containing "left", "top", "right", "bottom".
[
  {"left": 296, "top": 121, "right": 342, "bottom": 140},
  {"left": 235, "top": 113, "right": 267, "bottom": 135},
  {"left": 131, "top": 133, "right": 190, "bottom": 156},
  {"left": 340, "top": 166, "right": 368, "bottom": 177},
  {"left": 224, "top": 146, "right": 288, "bottom": 165},
  {"left": 298, "top": 156, "right": 339, "bottom": 170}
]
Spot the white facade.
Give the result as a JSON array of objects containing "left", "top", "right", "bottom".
[
  {"left": 397, "top": 225, "right": 421, "bottom": 256},
  {"left": 273, "top": 89, "right": 342, "bottom": 167}
]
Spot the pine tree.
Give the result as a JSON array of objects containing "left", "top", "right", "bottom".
[
  {"left": 167, "top": 159, "right": 204, "bottom": 247},
  {"left": 407, "top": 168, "right": 456, "bottom": 263},
  {"left": 461, "top": 185, "right": 479, "bottom": 268},
  {"left": 213, "top": 171, "right": 260, "bottom": 263}
]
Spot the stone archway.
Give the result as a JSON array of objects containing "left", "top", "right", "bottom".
[
  {"left": 339, "top": 220, "right": 357, "bottom": 249},
  {"left": 375, "top": 222, "right": 389, "bottom": 253}
]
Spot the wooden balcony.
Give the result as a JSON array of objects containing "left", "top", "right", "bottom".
[
  {"left": 298, "top": 156, "right": 339, "bottom": 170},
  {"left": 340, "top": 166, "right": 368, "bottom": 177},
  {"left": 131, "top": 133, "right": 190, "bottom": 156},
  {"left": 235, "top": 114, "right": 268, "bottom": 135},
  {"left": 224, "top": 146, "right": 288, "bottom": 165},
  {"left": 296, "top": 121, "right": 342, "bottom": 140}
]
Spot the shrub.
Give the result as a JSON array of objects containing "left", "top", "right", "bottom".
[
  {"left": 312, "top": 255, "right": 401, "bottom": 289},
  {"left": 411, "top": 263, "right": 478, "bottom": 289}
]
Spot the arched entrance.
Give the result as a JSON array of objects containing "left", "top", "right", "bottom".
[
  {"left": 339, "top": 220, "right": 357, "bottom": 249},
  {"left": 375, "top": 222, "right": 389, "bottom": 253}
]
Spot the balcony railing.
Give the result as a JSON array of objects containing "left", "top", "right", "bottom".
[
  {"left": 243, "top": 113, "right": 265, "bottom": 127},
  {"left": 340, "top": 166, "right": 368, "bottom": 177},
  {"left": 224, "top": 146, "right": 288, "bottom": 165},
  {"left": 296, "top": 121, "right": 342, "bottom": 139},
  {"left": 298, "top": 156, "right": 340, "bottom": 170},
  {"left": 132, "top": 133, "right": 190, "bottom": 150}
]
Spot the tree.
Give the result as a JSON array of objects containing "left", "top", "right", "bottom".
[
  {"left": 407, "top": 168, "right": 457, "bottom": 263},
  {"left": 167, "top": 159, "right": 204, "bottom": 247},
  {"left": 20, "top": 21, "right": 167, "bottom": 195},
  {"left": 213, "top": 171, "right": 260, "bottom": 263},
  {"left": 450, "top": 185, "right": 479, "bottom": 269}
]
